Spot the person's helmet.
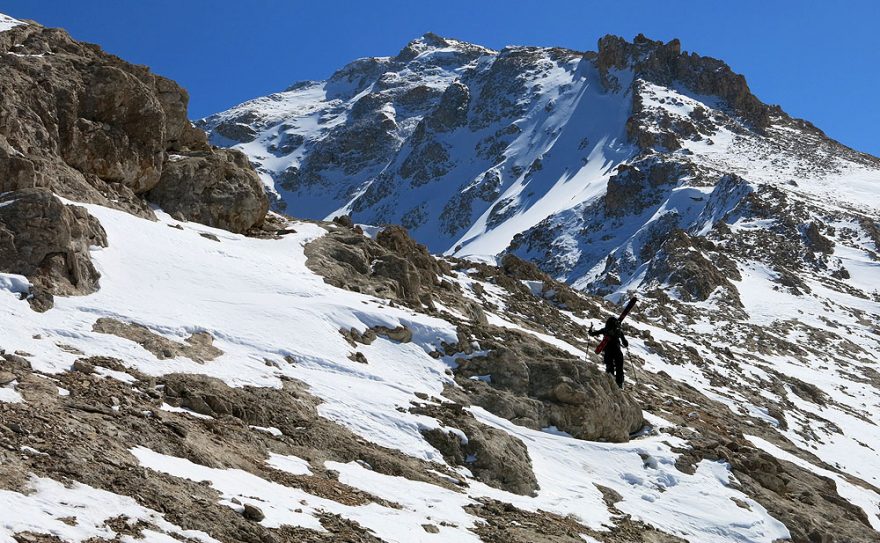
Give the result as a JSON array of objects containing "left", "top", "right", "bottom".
[{"left": 606, "top": 316, "right": 619, "bottom": 328}]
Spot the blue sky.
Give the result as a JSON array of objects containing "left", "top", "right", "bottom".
[{"left": 2, "top": 0, "right": 878, "bottom": 155}]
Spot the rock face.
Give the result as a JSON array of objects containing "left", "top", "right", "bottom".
[
  {"left": 597, "top": 34, "right": 778, "bottom": 130},
  {"left": 304, "top": 222, "right": 445, "bottom": 307},
  {"left": 148, "top": 149, "right": 268, "bottom": 233},
  {"left": 0, "top": 19, "right": 267, "bottom": 233},
  {"left": 0, "top": 189, "right": 107, "bottom": 299},
  {"left": 0, "top": 17, "right": 269, "bottom": 303},
  {"left": 643, "top": 229, "right": 741, "bottom": 303}
]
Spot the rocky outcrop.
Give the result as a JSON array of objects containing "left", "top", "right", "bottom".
[
  {"left": 0, "top": 20, "right": 267, "bottom": 233},
  {"left": 452, "top": 336, "right": 644, "bottom": 442},
  {"left": 414, "top": 402, "right": 539, "bottom": 496},
  {"left": 148, "top": 149, "right": 268, "bottom": 233},
  {"left": 598, "top": 33, "right": 779, "bottom": 130},
  {"left": 644, "top": 229, "right": 741, "bottom": 303},
  {"left": 604, "top": 160, "right": 691, "bottom": 217},
  {"left": 0, "top": 189, "right": 107, "bottom": 303},
  {"left": 803, "top": 221, "right": 834, "bottom": 254},
  {"left": 163, "top": 373, "right": 318, "bottom": 427},
  {"left": 0, "top": 18, "right": 269, "bottom": 308},
  {"left": 305, "top": 223, "right": 445, "bottom": 307},
  {"left": 92, "top": 318, "right": 223, "bottom": 363},
  {"left": 426, "top": 81, "right": 470, "bottom": 133}
]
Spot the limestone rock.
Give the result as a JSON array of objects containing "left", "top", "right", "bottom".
[
  {"left": 305, "top": 223, "right": 443, "bottom": 307},
  {"left": 454, "top": 335, "right": 644, "bottom": 443},
  {"left": 0, "top": 20, "right": 264, "bottom": 236},
  {"left": 147, "top": 149, "right": 269, "bottom": 234},
  {"left": 416, "top": 402, "right": 539, "bottom": 496},
  {"left": 0, "top": 188, "right": 107, "bottom": 296},
  {"left": 644, "top": 229, "right": 740, "bottom": 304}
]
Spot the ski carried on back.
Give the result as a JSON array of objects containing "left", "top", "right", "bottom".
[{"left": 594, "top": 296, "right": 637, "bottom": 354}]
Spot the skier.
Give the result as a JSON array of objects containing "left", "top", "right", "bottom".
[{"left": 589, "top": 316, "right": 629, "bottom": 389}]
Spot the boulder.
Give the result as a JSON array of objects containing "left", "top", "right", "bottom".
[
  {"left": 0, "top": 188, "right": 107, "bottom": 297},
  {"left": 242, "top": 504, "right": 265, "bottom": 522},
  {"left": 415, "top": 402, "right": 539, "bottom": 496},
  {"left": 454, "top": 333, "right": 644, "bottom": 442},
  {"left": 147, "top": 149, "right": 268, "bottom": 234}
]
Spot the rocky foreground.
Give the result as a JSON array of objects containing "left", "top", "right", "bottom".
[{"left": 0, "top": 13, "right": 879, "bottom": 543}]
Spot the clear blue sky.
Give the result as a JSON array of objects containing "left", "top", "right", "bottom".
[{"left": 2, "top": 0, "right": 878, "bottom": 156}]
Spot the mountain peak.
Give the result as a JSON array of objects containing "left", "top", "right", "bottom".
[
  {"left": 394, "top": 32, "right": 495, "bottom": 62},
  {"left": 597, "top": 33, "right": 778, "bottom": 129},
  {"left": 596, "top": 33, "right": 683, "bottom": 71}
]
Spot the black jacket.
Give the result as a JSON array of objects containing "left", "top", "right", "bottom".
[{"left": 589, "top": 325, "right": 628, "bottom": 354}]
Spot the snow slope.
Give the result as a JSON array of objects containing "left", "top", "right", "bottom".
[
  {"left": 0, "top": 13, "right": 23, "bottom": 33},
  {"left": 0, "top": 205, "right": 793, "bottom": 542}
]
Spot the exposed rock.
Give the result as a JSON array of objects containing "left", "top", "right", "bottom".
[
  {"left": 147, "top": 149, "right": 268, "bottom": 234},
  {"left": 242, "top": 504, "right": 265, "bottom": 522},
  {"left": 0, "top": 20, "right": 265, "bottom": 237},
  {"left": 375, "top": 225, "right": 445, "bottom": 285},
  {"left": 804, "top": 222, "right": 834, "bottom": 254},
  {"left": 163, "top": 373, "right": 317, "bottom": 425},
  {"left": 452, "top": 331, "right": 644, "bottom": 442},
  {"left": 0, "top": 189, "right": 107, "bottom": 296},
  {"left": 427, "top": 81, "right": 470, "bottom": 133},
  {"left": 466, "top": 496, "right": 688, "bottom": 543},
  {"left": 644, "top": 229, "right": 741, "bottom": 304},
  {"left": 305, "top": 224, "right": 443, "bottom": 307},
  {"left": 92, "top": 318, "right": 223, "bottom": 363},
  {"left": 348, "top": 351, "right": 368, "bottom": 364},
  {"left": 414, "top": 401, "right": 539, "bottom": 496},
  {"left": 604, "top": 160, "right": 689, "bottom": 216},
  {"left": 598, "top": 34, "right": 778, "bottom": 130},
  {"left": 0, "top": 358, "right": 465, "bottom": 543},
  {"left": 0, "top": 372, "right": 15, "bottom": 386},
  {"left": 0, "top": 22, "right": 203, "bottom": 211}
]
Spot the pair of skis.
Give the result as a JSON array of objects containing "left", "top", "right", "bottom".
[{"left": 594, "top": 296, "right": 637, "bottom": 354}]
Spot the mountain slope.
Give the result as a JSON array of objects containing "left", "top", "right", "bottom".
[
  {"left": 1, "top": 14, "right": 879, "bottom": 543},
  {"left": 202, "top": 30, "right": 880, "bottom": 541}
]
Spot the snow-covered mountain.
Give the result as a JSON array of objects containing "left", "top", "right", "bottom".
[
  {"left": 199, "top": 33, "right": 879, "bottom": 263},
  {"left": 201, "top": 31, "right": 880, "bottom": 541},
  {"left": 1, "top": 13, "right": 879, "bottom": 543}
]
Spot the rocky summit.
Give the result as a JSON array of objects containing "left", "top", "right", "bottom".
[{"left": 0, "top": 11, "right": 879, "bottom": 543}]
